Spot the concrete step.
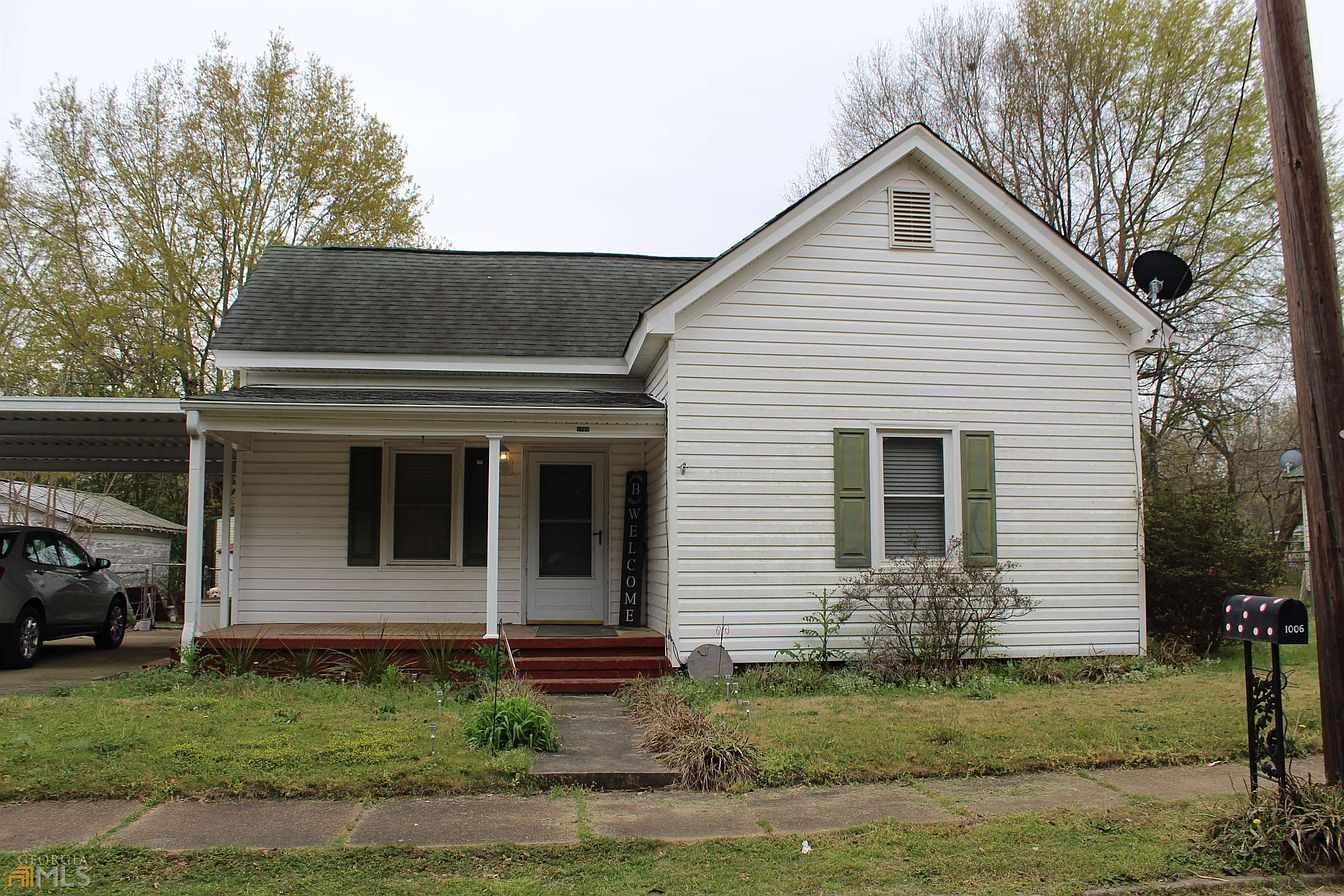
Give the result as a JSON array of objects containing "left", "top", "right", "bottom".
[{"left": 531, "top": 695, "right": 677, "bottom": 789}]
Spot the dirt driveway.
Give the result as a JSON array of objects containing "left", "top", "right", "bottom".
[{"left": 0, "top": 628, "right": 178, "bottom": 695}]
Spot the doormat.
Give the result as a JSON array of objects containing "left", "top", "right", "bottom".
[{"left": 535, "top": 625, "right": 619, "bottom": 638}]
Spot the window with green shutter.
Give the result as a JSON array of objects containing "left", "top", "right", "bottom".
[
  {"left": 833, "top": 429, "right": 871, "bottom": 568},
  {"left": 960, "top": 431, "right": 998, "bottom": 567}
]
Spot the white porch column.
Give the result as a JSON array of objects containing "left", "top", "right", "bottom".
[
  {"left": 218, "top": 442, "right": 234, "bottom": 629},
  {"left": 485, "top": 434, "right": 502, "bottom": 639},
  {"left": 182, "top": 412, "right": 207, "bottom": 649}
]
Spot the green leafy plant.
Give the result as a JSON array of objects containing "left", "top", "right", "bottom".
[
  {"left": 1014, "top": 656, "right": 1065, "bottom": 685},
  {"left": 776, "top": 588, "right": 852, "bottom": 665},
  {"left": 463, "top": 696, "right": 558, "bottom": 752},
  {"left": 1145, "top": 486, "right": 1282, "bottom": 655},
  {"left": 340, "top": 625, "right": 402, "bottom": 686},
  {"left": 1210, "top": 775, "right": 1344, "bottom": 871},
  {"left": 473, "top": 642, "right": 509, "bottom": 687},
  {"left": 284, "top": 646, "right": 335, "bottom": 681},
  {"left": 207, "top": 633, "right": 265, "bottom": 677},
  {"left": 418, "top": 637, "right": 474, "bottom": 691},
  {"left": 177, "top": 640, "right": 201, "bottom": 675}
]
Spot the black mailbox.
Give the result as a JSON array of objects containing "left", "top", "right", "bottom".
[{"left": 1222, "top": 595, "right": 1309, "bottom": 644}]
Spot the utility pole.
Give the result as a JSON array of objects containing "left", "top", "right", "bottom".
[{"left": 1257, "top": 0, "right": 1344, "bottom": 785}]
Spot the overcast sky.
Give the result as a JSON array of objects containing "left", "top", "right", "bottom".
[{"left": 3, "top": 0, "right": 1343, "bottom": 257}]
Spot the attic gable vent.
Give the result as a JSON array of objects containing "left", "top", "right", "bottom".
[{"left": 889, "top": 189, "right": 935, "bottom": 250}]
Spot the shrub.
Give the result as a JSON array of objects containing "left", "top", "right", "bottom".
[
  {"left": 463, "top": 696, "right": 558, "bottom": 752},
  {"left": 1146, "top": 636, "right": 1199, "bottom": 669},
  {"left": 617, "top": 677, "right": 760, "bottom": 790},
  {"left": 662, "top": 721, "right": 760, "bottom": 791},
  {"left": 1014, "top": 655, "right": 1065, "bottom": 685},
  {"left": 1210, "top": 775, "right": 1344, "bottom": 871},
  {"left": 1145, "top": 486, "right": 1282, "bottom": 655},
  {"left": 840, "top": 536, "right": 1035, "bottom": 687},
  {"left": 776, "top": 588, "right": 853, "bottom": 665}
]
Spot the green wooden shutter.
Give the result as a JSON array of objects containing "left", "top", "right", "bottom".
[
  {"left": 347, "top": 446, "right": 383, "bottom": 567},
  {"left": 834, "top": 429, "right": 871, "bottom": 568},
  {"left": 960, "top": 431, "right": 997, "bottom": 567}
]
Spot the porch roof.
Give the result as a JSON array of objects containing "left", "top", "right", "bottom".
[
  {"left": 186, "top": 386, "right": 666, "bottom": 440},
  {"left": 186, "top": 386, "right": 664, "bottom": 411},
  {"left": 0, "top": 396, "right": 217, "bottom": 473}
]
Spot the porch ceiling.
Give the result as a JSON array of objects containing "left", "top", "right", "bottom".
[{"left": 0, "top": 396, "right": 221, "bottom": 473}]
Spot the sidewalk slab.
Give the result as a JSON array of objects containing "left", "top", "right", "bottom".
[
  {"left": 743, "top": 782, "right": 954, "bottom": 833},
  {"left": 111, "top": 800, "right": 359, "bottom": 849},
  {"left": 1096, "top": 764, "right": 1250, "bottom": 800},
  {"left": 0, "top": 801, "right": 143, "bottom": 850},
  {"left": 923, "top": 771, "right": 1126, "bottom": 817},
  {"left": 532, "top": 696, "right": 675, "bottom": 790},
  {"left": 588, "top": 791, "right": 763, "bottom": 840},
  {"left": 348, "top": 795, "right": 578, "bottom": 847}
]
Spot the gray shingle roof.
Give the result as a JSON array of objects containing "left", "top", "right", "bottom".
[
  {"left": 211, "top": 246, "right": 711, "bottom": 358},
  {"left": 189, "top": 386, "right": 664, "bottom": 410},
  {"left": 0, "top": 480, "right": 185, "bottom": 534}
]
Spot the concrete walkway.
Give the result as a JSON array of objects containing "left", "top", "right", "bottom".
[
  {"left": 531, "top": 695, "right": 676, "bottom": 789},
  {"left": 0, "top": 756, "right": 1324, "bottom": 851}
]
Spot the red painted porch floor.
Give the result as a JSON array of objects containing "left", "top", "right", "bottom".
[{"left": 196, "top": 623, "right": 670, "bottom": 694}]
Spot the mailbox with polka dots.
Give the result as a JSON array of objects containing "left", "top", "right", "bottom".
[{"left": 1222, "top": 595, "right": 1309, "bottom": 644}]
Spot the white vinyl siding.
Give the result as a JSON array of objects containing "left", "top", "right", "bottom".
[
  {"left": 669, "top": 163, "right": 1143, "bottom": 661},
  {"left": 642, "top": 344, "right": 672, "bottom": 635},
  {"left": 232, "top": 435, "right": 647, "bottom": 628}
]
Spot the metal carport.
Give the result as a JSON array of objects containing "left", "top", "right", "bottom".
[{"left": 0, "top": 397, "right": 229, "bottom": 648}]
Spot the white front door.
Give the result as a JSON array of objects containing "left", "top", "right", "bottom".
[{"left": 526, "top": 452, "right": 606, "bottom": 623}]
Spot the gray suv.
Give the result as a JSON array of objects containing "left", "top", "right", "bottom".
[{"left": 0, "top": 527, "right": 128, "bottom": 668}]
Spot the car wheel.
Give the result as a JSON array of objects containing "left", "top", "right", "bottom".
[
  {"left": 1, "top": 608, "right": 43, "bottom": 669},
  {"left": 94, "top": 599, "right": 127, "bottom": 650}
]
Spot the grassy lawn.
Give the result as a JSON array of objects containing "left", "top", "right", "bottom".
[
  {"left": 710, "top": 641, "right": 1322, "bottom": 785},
  {"left": 0, "top": 669, "right": 527, "bottom": 801},
  {"left": 0, "top": 801, "right": 1246, "bottom": 895}
]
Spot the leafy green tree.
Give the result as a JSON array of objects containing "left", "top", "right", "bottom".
[
  {"left": 0, "top": 32, "right": 428, "bottom": 397},
  {"left": 794, "top": 0, "right": 1341, "bottom": 495}
]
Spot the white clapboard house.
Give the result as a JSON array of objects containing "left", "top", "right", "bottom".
[{"left": 170, "top": 124, "right": 1169, "bottom": 685}]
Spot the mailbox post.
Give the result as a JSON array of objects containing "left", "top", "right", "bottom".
[{"left": 1222, "top": 595, "right": 1310, "bottom": 799}]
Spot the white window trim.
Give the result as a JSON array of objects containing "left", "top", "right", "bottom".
[
  {"left": 869, "top": 426, "right": 962, "bottom": 563},
  {"left": 381, "top": 441, "right": 465, "bottom": 567}
]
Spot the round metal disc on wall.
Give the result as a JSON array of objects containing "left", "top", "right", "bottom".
[{"left": 687, "top": 644, "right": 733, "bottom": 681}]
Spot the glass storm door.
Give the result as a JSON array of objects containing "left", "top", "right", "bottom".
[{"left": 526, "top": 452, "right": 606, "bottom": 623}]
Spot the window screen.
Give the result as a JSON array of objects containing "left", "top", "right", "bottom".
[
  {"left": 882, "top": 437, "right": 946, "bottom": 556},
  {"left": 392, "top": 453, "right": 453, "bottom": 560}
]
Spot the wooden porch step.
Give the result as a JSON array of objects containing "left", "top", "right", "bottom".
[
  {"left": 508, "top": 635, "right": 665, "bottom": 654},
  {"left": 514, "top": 655, "right": 669, "bottom": 672},
  {"left": 527, "top": 676, "right": 649, "bottom": 694}
]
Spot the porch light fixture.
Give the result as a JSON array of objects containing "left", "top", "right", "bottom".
[{"left": 499, "top": 444, "right": 511, "bottom": 463}]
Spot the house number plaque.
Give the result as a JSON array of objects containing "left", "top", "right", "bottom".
[{"left": 621, "top": 471, "right": 647, "bottom": 627}]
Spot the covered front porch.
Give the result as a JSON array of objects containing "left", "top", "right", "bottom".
[{"left": 181, "top": 385, "right": 668, "bottom": 656}]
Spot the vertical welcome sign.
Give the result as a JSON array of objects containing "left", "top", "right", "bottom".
[{"left": 621, "top": 470, "right": 647, "bottom": 627}]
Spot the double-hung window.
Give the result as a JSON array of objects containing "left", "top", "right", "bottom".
[
  {"left": 390, "top": 451, "right": 455, "bottom": 562},
  {"left": 881, "top": 436, "right": 947, "bottom": 557}
]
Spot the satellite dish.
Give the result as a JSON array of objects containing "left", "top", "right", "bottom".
[
  {"left": 1132, "top": 250, "right": 1193, "bottom": 302},
  {"left": 686, "top": 644, "right": 733, "bottom": 681},
  {"left": 1280, "top": 448, "right": 1304, "bottom": 474}
]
